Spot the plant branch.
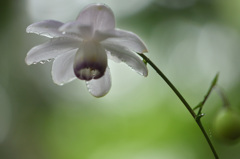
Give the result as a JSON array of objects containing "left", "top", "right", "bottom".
[
  {"left": 139, "top": 54, "right": 196, "bottom": 118},
  {"left": 197, "top": 73, "right": 219, "bottom": 116},
  {"left": 138, "top": 53, "right": 219, "bottom": 159}
]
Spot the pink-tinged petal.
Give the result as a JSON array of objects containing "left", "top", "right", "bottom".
[
  {"left": 102, "top": 29, "right": 148, "bottom": 53},
  {"left": 76, "top": 3, "right": 115, "bottom": 32},
  {"left": 25, "top": 38, "right": 80, "bottom": 65},
  {"left": 86, "top": 67, "right": 111, "bottom": 97},
  {"left": 74, "top": 41, "right": 107, "bottom": 81},
  {"left": 51, "top": 49, "right": 77, "bottom": 85},
  {"left": 26, "top": 20, "right": 64, "bottom": 38},
  {"left": 104, "top": 43, "right": 148, "bottom": 77}
]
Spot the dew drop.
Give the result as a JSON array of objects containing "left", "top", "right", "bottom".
[
  {"left": 138, "top": 71, "right": 144, "bottom": 76},
  {"left": 40, "top": 60, "right": 46, "bottom": 64},
  {"left": 47, "top": 59, "right": 52, "bottom": 62},
  {"left": 209, "top": 129, "right": 212, "bottom": 138},
  {"left": 200, "top": 113, "right": 205, "bottom": 117},
  {"left": 33, "top": 62, "right": 37, "bottom": 65}
]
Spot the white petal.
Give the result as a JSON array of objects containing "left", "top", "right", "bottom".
[
  {"left": 86, "top": 67, "right": 111, "bottom": 97},
  {"left": 76, "top": 3, "right": 115, "bottom": 32},
  {"left": 102, "top": 29, "right": 148, "bottom": 53},
  {"left": 25, "top": 38, "right": 80, "bottom": 65},
  {"left": 26, "top": 20, "right": 64, "bottom": 38},
  {"left": 59, "top": 21, "right": 93, "bottom": 39},
  {"left": 52, "top": 49, "right": 77, "bottom": 85},
  {"left": 104, "top": 44, "right": 148, "bottom": 77}
]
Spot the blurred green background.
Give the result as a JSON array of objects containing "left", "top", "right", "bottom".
[{"left": 0, "top": 0, "right": 240, "bottom": 159}]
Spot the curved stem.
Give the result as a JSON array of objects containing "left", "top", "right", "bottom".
[
  {"left": 139, "top": 54, "right": 219, "bottom": 159},
  {"left": 140, "top": 54, "right": 196, "bottom": 118},
  {"left": 196, "top": 119, "right": 219, "bottom": 159}
]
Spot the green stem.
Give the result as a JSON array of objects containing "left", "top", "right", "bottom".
[
  {"left": 196, "top": 118, "right": 219, "bottom": 159},
  {"left": 139, "top": 54, "right": 219, "bottom": 159},
  {"left": 197, "top": 73, "right": 219, "bottom": 116},
  {"left": 140, "top": 54, "right": 196, "bottom": 118}
]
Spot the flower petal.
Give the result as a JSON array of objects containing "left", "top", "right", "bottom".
[
  {"left": 59, "top": 21, "right": 93, "bottom": 40},
  {"left": 26, "top": 20, "right": 64, "bottom": 38},
  {"left": 51, "top": 49, "right": 77, "bottom": 85},
  {"left": 102, "top": 29, "right": 148, "bottom": 53},
  {"left": 25, "top": 38, "right": 80, "bottom": 65},
  {"left": 74, "top": 41, "right": 107, "bottom": 81},
  {"left": 86, "top": 67, "right": 111, "bottom": 97},
  {"left": 104, "top": 43, "right": 148, "bottom": 77},
  {"left": 76, "top": 3, "right": 115, "bottom": 32}
]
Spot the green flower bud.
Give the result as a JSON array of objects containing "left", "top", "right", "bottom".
[{"left": 213, "top": 108, "right": 240, "bottom": 141}]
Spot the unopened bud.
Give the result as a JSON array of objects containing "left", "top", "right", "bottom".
[{"left": 213, "top": 108, "right": 240, "bottom": 141}]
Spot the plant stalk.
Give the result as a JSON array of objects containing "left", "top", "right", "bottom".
[{"left": 139, "top": 54, "right": 219, "bottom": 159}]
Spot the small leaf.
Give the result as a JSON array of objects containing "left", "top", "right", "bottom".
[{"left": 212, "top": 72, "right": 219, "bottom": 87}]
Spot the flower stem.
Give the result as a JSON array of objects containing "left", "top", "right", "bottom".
[
  {"left": 196, "top": 118, "right": 219, "bottom": 159},
  {"left": 138, "top": 53, "right": 219, "bottom": 159}
]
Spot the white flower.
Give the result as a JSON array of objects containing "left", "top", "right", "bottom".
[{"left": 25, "top": 3, "right": 148, "bottom": 97}]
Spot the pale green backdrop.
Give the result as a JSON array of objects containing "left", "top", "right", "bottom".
[{"left": 0, "top": 0, "right": 240, "bottom": 159}]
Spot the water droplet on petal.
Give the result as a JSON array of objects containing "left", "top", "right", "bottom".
[
  {"left": 138, "top": 71, "right": 144, "bottom": 76},
  {"left": 40, "top": 60, "right": 46, "bottom": 64},
  {"left": 47, "top": 59, "right": 52, "bottom": 62},
  {"left": 33, "top": 62, "right": 37, "bottom": 65}
]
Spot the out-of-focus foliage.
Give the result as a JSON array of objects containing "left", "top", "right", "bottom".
[{"left": 0, "top": 0, "right": 240, "bottom": 159}]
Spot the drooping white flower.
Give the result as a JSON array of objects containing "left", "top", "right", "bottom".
[{"left": 26, "top": 3, "right": 148, "bottom": 97}]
